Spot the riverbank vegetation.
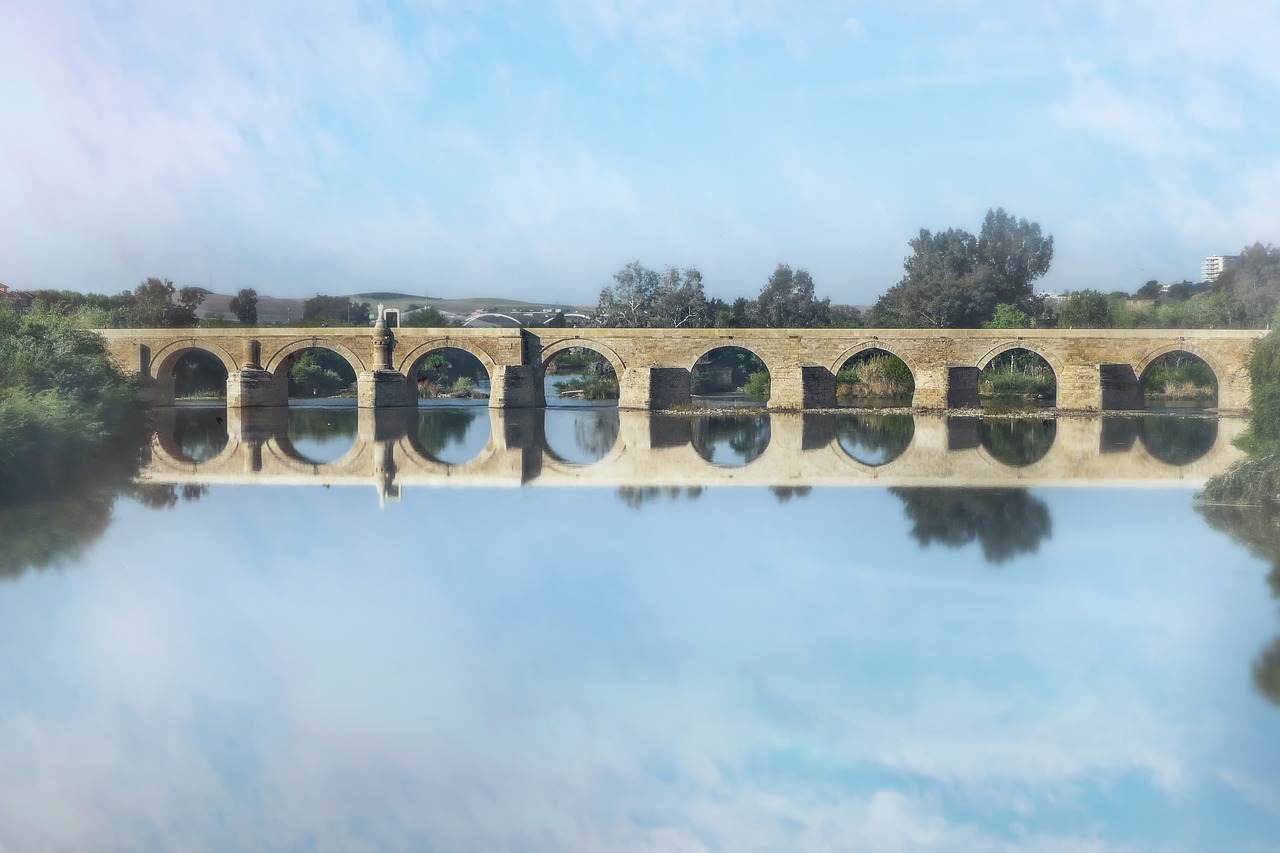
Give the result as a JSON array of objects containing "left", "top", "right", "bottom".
[
  {"left": 1201, "top": 309, "right": 1280, "bottom": 506},
  {"left": 0, "top": 302, "right": 149, "bottom": 503},
  {"left": 979, "top": 350, "right": 1056, "bottom": 402},
  {"left": 837, "top": 353, "right": 915, "bottom": 403}
]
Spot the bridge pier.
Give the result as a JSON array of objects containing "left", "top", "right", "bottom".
[
  {"left": 768, "top": 367, "right": 836, "bottom": 410},
  {"left": 1057, "top": 364, "right": 1103, "bottom": 410},
  {"left": 619, "top": 367, "right": 691, "bottom": 410},
  {"left": 488, "top": 365, "right": 545, "bottom": 408},
  {"left": 358, "top": 371, "right": 417, "bottom": 408},
  {"left": 1100, "top": 364, "right": 1142, "bottom": 410},
  {"left": 227, "top": 369, "right": 288, "bottom": 407}
]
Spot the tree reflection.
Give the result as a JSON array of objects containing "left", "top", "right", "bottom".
[
  {"left": 1197, "top": 504, "right": 1280, "bottom": 707},
  {"left": 771, "top": 486, "right": 811, "bottom": 503},
  {"left": 1138, "top": 415, "right": 1218, "bottom": 466},
  {"left": 616, "top": 486, "right": 704, "bottom": 509},
  {"left": 416, "top": 408, "right": 485, "bottom": 463},
  {"left": 980, "top": 418, "right": 1056, "bottom": 467},
  {"left": 835, "top": 414, "right": 914, "bottom": 466},
  {"left": 890, "top": 487, "right": 1053, "bottom": 565},
  {"left": 0, "top": 435, "right": 203, "bottom": 582},
  {"left": 691, "top": 415, "right": 771, "bottom": 467}
]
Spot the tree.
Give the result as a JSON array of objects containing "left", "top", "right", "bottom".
[
  {"left": 594, "top": 262, "right": 709, "bottom": 328},
  {"left": 983, "top": 303, "right": 1032, "bottom": 329},
  {"left": 303, "top": 295, "right": 371, "bottom": 326},
  {"left": 229, "top": 288, "right": 258, "bottom": 325},
  {"left": 400, "top": 306, "right": 451, "bottom": 327},
  {"left": 1058, "top": 289, "right": 1114, "bottom": 328},
  {"left": 1136, "top": 280, "right": 1162, "bottom": 299},
  {"left": 1217, "top": 243, "right": 1280, "bottom": 326},
  {"left": 869, "top": 208, "right": 1053, "bottom": 328},
  {"left": 753, "top": 263, "right": 830, "bottom": 328},
  {"left": 124, "top": 278, "right": 203, "bottom": 327}
]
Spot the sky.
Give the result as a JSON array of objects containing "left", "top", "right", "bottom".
[{"left": 2, "top": 1, "right": 1279, "bottom": 307}]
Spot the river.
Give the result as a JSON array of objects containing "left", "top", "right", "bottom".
[{"left": 1, "top": 403, "right": 1277, "bottom": 851}]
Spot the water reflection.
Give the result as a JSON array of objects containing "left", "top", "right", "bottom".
[
  {"left": 544, "top": 407, "right": 619, "bottom": 464},
  {"left": 834, "top": 413, "right": 915, "bottom": 466},
  {"left": 287, "top": 406, "right": 359, "bottom": 464},
  {"left": 415, "top": 408, "right": 490, "bottom": 465},
  {"left": 891, "top": 487, "right": 1053, "bottom": 565},
  {"left": 980, "top": 418, "right": 1056, "bottom": 467},
  {"left": 167, "top": 405, "right": 229, "bottom": 463},
  {"left": 691, "top": 414, "right": 770, "bottom": 467},
  {"left": 4, "top": 408, "right": 1280, "bottom": 847},
  {"left": 1139, "top": 415, "right": 1219, "bottom": 466},
  {"left": 1199, "top": 503, "right": 1280, "bottom": 706}
]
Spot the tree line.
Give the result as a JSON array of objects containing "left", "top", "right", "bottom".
[{"left": 593, "top": 208, "right": 1280, "bottom": 331}]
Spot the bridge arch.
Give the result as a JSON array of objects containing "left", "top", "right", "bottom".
[
  {"left": 1134, "top": 342, "right": 1226, "bottom": 393},
  {"left": 263, "top": 338, "right": 367, "bottom": 377},
  {"left": 976, "top": 341, "right": 1065, "bottom": 378},
  {"left": 685, "top": 342, "right": 773, "bottom": 377},
  {"left": 149, "top": 340, "right": 239, "bottom": 382},
  {"left": 539, "top": 337, "right": 627, "bottom": 379},
  {"left": 395, "top": 338, "right": 498, "bottom": 378},
  {"left": 829, "top": 341, "right": 921, "bottom": 380}
]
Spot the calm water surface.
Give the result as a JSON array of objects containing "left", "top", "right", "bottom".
[{"left": 2, "top": 404, "right": 1278, "bottom": 852}]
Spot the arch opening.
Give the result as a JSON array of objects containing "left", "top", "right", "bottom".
[
  {"left": 410, "top": 347, "right": 491, "bottom": 406},
  {"left": 277, "top": 346, "right": 359, "bottom": 403},
  {"left": 979, "top": 418, "right": 1057, "bottom": 467},
  {"left": 692, "top": 414, "right": 771, "bottom": 468},
  {"left": 284, "top": 407, "right": 359, "bottom": 465},
  {"left": 835, "top": 349, "right": 915, "bottom": 407},
  {"left": 412, "top": 408, "right": 492, "bottom": 466},
  {"left": 544, "top": 408, "right": 620, "bottom": 465},
  {"left": 692, "top": 346, "right": 769, "bottom": 407},
  {"left": 979, "top": 348, "right": 1057, "bottom": 409},
  {"left": 835, "top": 413, "right": 915, "bottom": 467},
  {"left": 544, "top": 348, "right": 619, "bottom": 407},
  {"left": 1140, "top": 351, "right": 1218, "bottom": 410},
  {"left": 171, "top": 349, "right": 229, "bottom": 401}
]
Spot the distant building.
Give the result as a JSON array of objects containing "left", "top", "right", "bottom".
[
  {"left": 1202, "top": 255, "right": 1240, "bottom": 282},
  {"left": 1036, "top": 291, "right": 1068, "bottom": 304}
]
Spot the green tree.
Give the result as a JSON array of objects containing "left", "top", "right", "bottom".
[
  {"left": 303, "top": 295, "right": 372, "bottom": 326},
  {"left": 753, "top": 264, "right": 830, "bottom": 328},
  {"left": 401, "top": 306, "right": 451, "bottom": 327},
  {"left": 984, "top": 303, "right": 1032, "bottom": 329},
  {"left": 1136, "top": 280, "right": 1162, "bottom": 299},
  {"left": 1217, "top": 243, "right": 1280, "bottom": 327},
  {"left": 229, "top": 288, "right": 258, "bottom": 325},
  {"left": 1058, "top": 289, "right": 1114, "bottom": 328},
  {"left": 124, "top": 278, "right": 204, "bottom": 327},
  {"left": 870, "top": 208, "right": 1053, "bottom": 328}
]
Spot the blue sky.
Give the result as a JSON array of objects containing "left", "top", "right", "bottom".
[{"left": 2, "top": 1, "right": 1279, "bottom": 306}]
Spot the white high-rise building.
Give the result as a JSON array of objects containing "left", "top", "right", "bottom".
[{"left": 1202, "top": 255, "right": 1240, "bottom": 282}]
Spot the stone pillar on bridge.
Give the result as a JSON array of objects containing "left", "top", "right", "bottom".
[
  {"left": 619, "top": 367, "right": 691, "bottom": 410},
  {"left": 358, "top": 309, "right": 418, "bottom": 408},
  {"left": 1057, "top": 363, "right": 1103, "bottom": 410},
  {"left": 488, "top": 366, "right": 545, "bottom": 408},
  {"left": 228, "top": 369, "right": 287, "bottom": 407},
  {"left": 910, "top": 365, "right": 950, "bottom": 409},
  {"left": 1100, "top": 364, "right": 1142, "bottom": 410},
  {"left": 768, "top": 367, "right": 836, "bottom": 410}
]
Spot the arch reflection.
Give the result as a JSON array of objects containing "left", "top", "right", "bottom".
[
  {"left": 1138, "top": 415, "right": 1218, "bottom": 467},
  {"left": 835, "top": 414, "right": 915, "bottom": 467},
  {"left": 691, "top": 414, "right": 771, "bottom": 467},
  {"left": 979, "top": 418, "right": 1057, "bottom": 467},
  {"left": 166, "top": 406, "right": 229, "bottom": 463},
  {"left": 285, "top": 407, "right": 359, "bottom": 464},
  {"left": 544, "top": 408, "right": 620, "bottom": 465},
  {"left": 414, "top": 408, "right": 491, "bottom": 466}
]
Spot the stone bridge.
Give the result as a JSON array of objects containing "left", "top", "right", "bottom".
[
  {"left": 141, "top": 407, "right": 1246, "bottom": 501},
  {"left": 100, "top": 324, "right": 1264, "bottom": 412}
]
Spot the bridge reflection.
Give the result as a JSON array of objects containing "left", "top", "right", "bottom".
[{"left": 143, "top": 406, "right": 1247, "bottom": 500}]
